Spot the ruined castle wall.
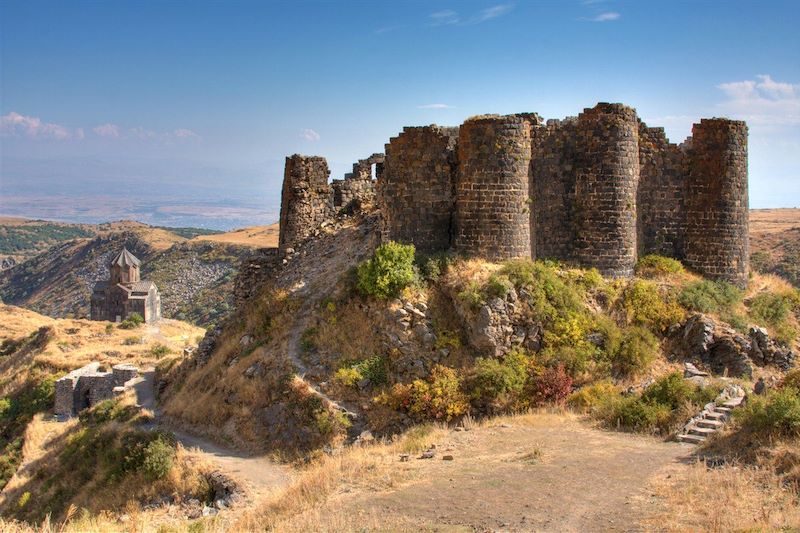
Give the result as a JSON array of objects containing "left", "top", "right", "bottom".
[
  {"left": 636, "top": 124, "right": 688, "bottom": 258},
  {"left": 530, "top": 118, "right": 580, "bottom": 262},
  {"left": 377, "top": 126, "right": 458, "bottom": 252},
  {"left": 530, "top": 104, "right": 640, "bottom": 276},
  {"left": 278, "top": 155, "right": 333, "bottom": 253},
  {"left": 571, "top": 104, "right": 640, "bottom": 277},
  {"left": 332, "top": 153, "right": 384, "bottom": 211},
  {"left": 684, "top": 119, "right": 749, "bottom": 287},
  {"left": 453, "top": 115, "right": 534, "bottom": 260}
]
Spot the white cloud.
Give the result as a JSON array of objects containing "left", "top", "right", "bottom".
[
  {"left": 717, "top": 74, "right": 800, "bottom": 125},
  {"left": 427, "top": 4, "right": 513, "bottom": 27},
  {"left": 418, "top": 103, "right": 454, "bottom": 109},
  {"left": 469, "top": 3, "right": 514, "bottom": 24},
  {"left": 300, "top": 129, "right": 321, "bottom": 141},
  {"left": 0, "top": 112, "right": 77, "bottom": 140},
  {"left": 429, "top": 9, "right": 460, "bottom": 25},
  {"left": 93, "top": 123, "right": 120, "bottom": 138},
  {"left": 173, "top": 128, "right": 200, "bottom": 139},
  {"left": 590, "top": 12, "right": 620, "bottom": 22}
]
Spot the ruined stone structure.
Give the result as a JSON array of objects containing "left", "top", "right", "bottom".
[
  {"left": 90, "top": 248, "right": 161, "bottom": 323},
  {"left": 54, "top": 363, "right": 139, "bottom": 417},
  {"left": 278, "top": 155, "right": 333, "bottom": 254},
  {"left": 277, "top": 102, "right": 749, "bottom": 285},
  {"left": 377, "top": 126, "right": 458, "bottom": 252},
  {"left": 332, "top": 153, "right": 383, "bottom": 212}
]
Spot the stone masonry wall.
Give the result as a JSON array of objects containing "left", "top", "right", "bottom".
[
  {"left": 377, "top": 126, "right": 458, "bottom": 252},
  {"left": 637, "top": 124, "right": 688, "bottom": 258},
  {"left": 568, "top": 103, "right": 640, "bottom": 277},
  {"left": 278, "top": 155, "right": 333, "bottom": 254},
  {"left": 684, "top": 119, "right": 749, "bottom": 287},
  {"left": 279, "top": 103, "right": 749, "bottom": 286},
  {"left": 530, "top": 118, "right": 580, "bottom": 262},
  {"left": 331, "top": 154, "right": 383, "bottom": 211},
  {"left": 453, "top": 115, "right": 537, "bottom": 260}
]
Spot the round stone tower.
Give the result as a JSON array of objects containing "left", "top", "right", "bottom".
[
  {"left": 453, "top": 114, "right": 534, "bottom": 260},
  {"left": 377, "top": 126, "right": 459, "bottom": 252},
  {"left": 278, "top": 154, "right": 333, "bottom": 254},
  {"left": 684, "top": 118, "right": 749, "bottom": 287},
  {"left": 571, "top": 103, "right": 640, "bottom": 277}
]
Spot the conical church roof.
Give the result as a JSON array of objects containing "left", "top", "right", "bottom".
[{"left": 109, "top": 248, "right": 141, "bottom": 268}]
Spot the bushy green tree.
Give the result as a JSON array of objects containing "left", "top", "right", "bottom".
[{"left": 356, "top": 242, "right": 416, "bottom": 299}]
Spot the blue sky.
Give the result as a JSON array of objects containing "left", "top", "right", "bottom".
[{"left": 1, "top": 0, "right": 799, "bottom": 227}]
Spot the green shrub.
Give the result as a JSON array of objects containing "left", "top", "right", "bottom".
[
  {"left": 142, "top": 438, "right": 175, "bottom": 480},
  {"left": 678, "top": 280, "right": 742, "bottom": 314},
  {"left": 120, "top": 432, "right": 175, "bottom": 480},
  {"left": 417, "top": 252, "right": 454, "bottom": 283},
  {"left": 118, "top": 312, "right": 144, "bottom": 330},
  {"left": 333, "top": 367, "right": 362, "bottom": 387},
  {"left": 735, "top": 386, "right": 800, "bottom": 438},
  {"left": 486, "top": 274, "right": 513, "bottom": 299},
  {"left": 378, "top": 365, "right": 468, "bottom": 421},
  {"left": 622, "top": 280, "right": 685, "bottom": 332},
  {"left": 148, "top": 343, "right": 171, "bottom": 359},
  {"left": 458, "top": 281, "right": 485, "bottom": 310},
  {"left": 104, "top": 323, "right": 114, "bottom": 335},
  {"left": 567, "top": 381, "right": 619, "bottom": 413},
  {"left": 613, "top": 326, "right": 659, "bottom": 378},
  {"left": 750, "top": 291, "right": 792, "bottom": 326},
  {"left": 122, "top": 336, "right": 141, "bottom": 346},
  {"left": 636, "top": 255, "right": 685, "bottom": 278},
  {"left": 353, "top": 355, "right": 387, "bottom": 386},
  {"left": 356, "top": 242, "right": 416, "bottom": 299},
  {"left": 469, "top": 349, "right": 529, "bottom": 402},
  {"left": 595, "top": 372, "right": 719, "bottom": 434}
]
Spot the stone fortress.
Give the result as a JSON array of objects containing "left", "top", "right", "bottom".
[
  {"left": 278, "top": 102, "right": 749, "bottom": 287},
  {"left": 90, "top": 248, "right": 162, "bottom": 323},
  {"left": 54, "top": 362, "right": 139, "bottom": 417}
]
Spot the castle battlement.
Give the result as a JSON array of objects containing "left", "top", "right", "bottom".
[{"left": 277, "top": 102, "right": 749, "bottom": 286}]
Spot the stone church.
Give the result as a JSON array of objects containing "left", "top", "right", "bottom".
[{"left": 90, "top": 248, "right": 161, "bottom": 323}]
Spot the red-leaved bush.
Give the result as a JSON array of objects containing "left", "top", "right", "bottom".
[{"left": 529, "top": 363, "right": 573, "bottom": 406}]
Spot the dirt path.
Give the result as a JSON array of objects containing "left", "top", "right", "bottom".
[
  {"left": 286, "top": 307, "right": 360, "bottom": 421},
  {"left": 312, "top": 414, "right": 696, "bottom": 532},
  {"left": 133, "top": 370, "right": 291, "bottom": 497}
]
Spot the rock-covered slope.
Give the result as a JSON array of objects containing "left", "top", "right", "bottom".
[{"left": 0, "top": 224, "right": 259, "bottom": 327}]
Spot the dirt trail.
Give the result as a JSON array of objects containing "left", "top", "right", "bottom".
[
  {"left": 316, "top": 414, "right": 696, "bottom": 532},
  {"left": 133, "top": 371, "right": 291, "bottom": 497}
]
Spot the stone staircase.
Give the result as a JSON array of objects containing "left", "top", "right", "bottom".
[{"left": 677, "top": 384, "right": 745, "bottom": 445}]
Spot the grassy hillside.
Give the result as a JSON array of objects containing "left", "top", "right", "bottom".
[
  {"left": 0, "top": 304, "right": 204, "bottom": 497},
  {"left": 0, "top": 224, "right": 257, "bottom": 327},
  {"left": 750, "top": 208, "right": 800, "bottom": 287}
]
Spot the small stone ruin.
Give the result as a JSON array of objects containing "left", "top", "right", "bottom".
[{"left": 54, "top": 362, "right": 140, "bottom": 417}]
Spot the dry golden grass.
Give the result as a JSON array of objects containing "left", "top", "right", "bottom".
[
  {"left": 191, "top": 223, "right": 279, "bottom": 248},
  {"left": 0, "top": 304, "right": 204, "bottom": 378},
  {"left": 643, "top": 460, "right": 800, "bottom": 531}
]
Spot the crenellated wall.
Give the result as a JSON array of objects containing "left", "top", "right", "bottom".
[
  {"left": 453, "top": 115, "right": 537, "bottom": 260},
  {"left": 276, "top": 104, "right": 750, "bottom": 285},
  {"left": 684, "top": 119, "right": 749, "bottom": 287},
  {"left": 377, "top": 126, "right": 459, "bottom": 252},
  {"left": 278, "top": 155, "right": 333, "bottom": 253}
]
